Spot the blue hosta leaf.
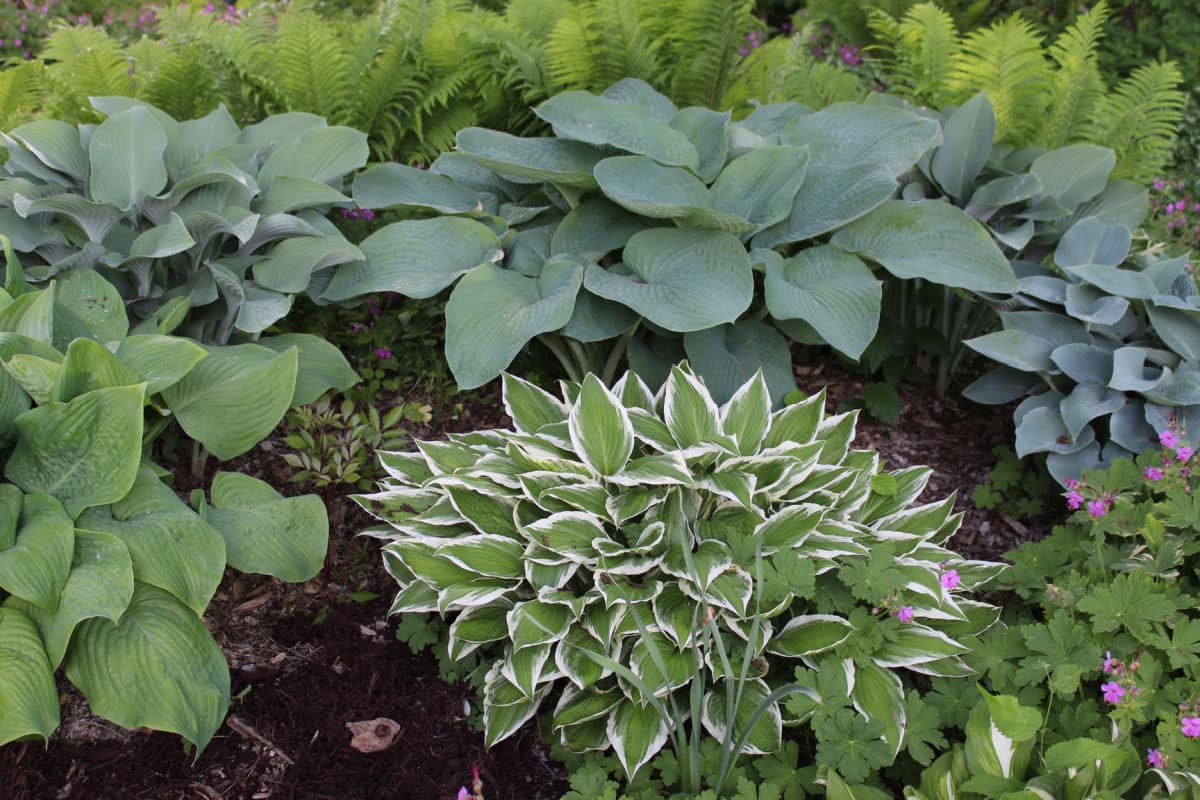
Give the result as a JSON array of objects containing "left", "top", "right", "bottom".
[
  {"left": 753, "top": 163, "right": 897, "bottom": 248},
  {"left": 1030, "top": 144, "right": 1115, "bottom": 211},
  {"left": 669, "top": 107, "right": 730, "bottom": 183},
  {"left": 1055, "top": 218, "right": 1132, "bottom": 268},
  {"left": 931, "top": 93, "right": 994, "bottom": 202},
  {"left": 962, "top": 367, "right": 1041, "bottom": 405},
  {"left": 1014, "top": 407, "right": 1095, "bottom": 458},
  {"left": 683, "top": 320, "right": 795, "bottom": 406},
  {"left": 352, "top": 162, "right": 491, "bottom": 213},
  {"left": 534, "top": 91, "right": 700, "bottom": 169},
  {"left": 780, "top": 102, "right": 942, "bottom": 175},
  {"left": 87, "top": 107, "right": 168, "bottom": 211},
  {"left": 1060, "top": 383, "right": 1126, "bottom": 439},
  {"left": 457, "top": 128, "right": 604, "bottom": 188}
]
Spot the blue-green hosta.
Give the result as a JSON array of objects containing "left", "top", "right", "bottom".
[
  {"left": 0, "top": 241, "right": 334, "bottom": 751},
  {"left": 363, "top": 366, "right": 1005, "bottom": 778},
  {"left": 962, "top": 218, "right": 1200, "bottom": 485},
  {"left": 327, "top": 78, "right": 1021, "bottom": 400},
  {"left": 0, "top": 99, "right": 374, "bottom": 346}
]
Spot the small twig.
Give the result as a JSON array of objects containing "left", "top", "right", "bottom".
[{"left": 226, "top": 714, "right": 295, "bottom": 766}]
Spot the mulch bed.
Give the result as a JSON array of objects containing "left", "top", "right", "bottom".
[{"left": 0, "top": 362, "right": 1065, "bottom": 800}]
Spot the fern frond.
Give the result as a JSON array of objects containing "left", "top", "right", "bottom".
[
  {"left": 665, "top": 0, "right": 756, "bottom": 108},
  {"left": 1087, "top": 60, "right": 1186, "bottom": 182},
  {"left": 949, "top": 14, "right": 1051, "bottom": 143},
  {"left": 545, "top": 13, "right": 598, "bottom": 91},
  {"left": 896, "top": 3, "right": 960, "bottom": 107},
  {"left": 269, "top": 11, "right": 355, "bottom": 123},
  {"left": 39, "top": 25, "right": 134, "bottom": 121},
  {"left": 0, "top": 62, "right": 45, "bottom": 130},
  {"left": 1037, "top": 0, "right": 1108, "bottom": 148},
  {"left": 139, "top": 43, "right": 222, "bottom": 121}
]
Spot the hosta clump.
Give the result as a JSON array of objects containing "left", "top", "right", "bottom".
[
  {"left": 331, "top": 78, "right": 1022, "bottom": 401},
  {"left": 0, "top": 240, "right": 331, "bottom": 752},
  {"left": 364, "top": 367, "right": 1005, "bottom": 779},
  {"left": 0, "top": 97, "right": 379, "bottom": 350}
]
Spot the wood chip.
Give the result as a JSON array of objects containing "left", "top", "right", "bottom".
[
  {"left": 235, "top": 594, "right": 273, "bottom": 613},
  {"left": 346, "top": 718, "right": 401, "bottom": 753}
]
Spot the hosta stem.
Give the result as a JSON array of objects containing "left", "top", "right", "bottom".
[{"left": 538, "top": 334, "right": 582, "bottom": 382}]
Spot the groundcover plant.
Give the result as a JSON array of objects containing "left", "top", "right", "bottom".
[{"left": 363, "top": 366, "right": 1005, "bottom": 793}]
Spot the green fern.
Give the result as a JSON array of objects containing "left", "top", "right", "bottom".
[
  {"left": 870, "top": 3, "right": 960, "bottom": 108},
  {"left": 666, "top": 0, "right": 757, "bottom": 108},
  {"left": 1087, "top": 61, "right": 1187, "bottom": 183},
  {"left": 39, "top": 25, "right": 134, "bottom": 122},
  {"left": 724, "top": 34, "right": 868, "bottom": 114},
  {"left": 1037, "top": 0, "right": 1108, "bottom": 149},
  {"left": 950, "top": 14, "right": 1052, "bottom": 142}
]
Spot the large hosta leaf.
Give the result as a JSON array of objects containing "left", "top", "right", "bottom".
[
  {"left": 0, "top": 492, "right": 72, "bottom": 611},
  {"left": 754, "top": 162, "right": 898, "bottom": 248},
  {"left": 12, "top": 529, "right": 133, "bottom": 667},
  {"left": 764, "top": 245, "right": 882, "bottom": 359},
  {"left": 6, "top": 384, "right": 145, "bottom": 518},
  {"left": 161, "top": 343, "right": 296, "bottom": 460},
  {"left": 0, "top": 607, "right": 60, "bottom": 746},
  {"left": 55, "top": 267, "right": 129, "bottom": 345},
  {"left": 583, "top": 228, "right": 752, "bottom": 332},
  {"left": 87, "top": 107, "right": 169, "bottom": 211},
  {"left": 353, "top": 161, "right": 491, "bottom": 213},
  {"left": 321, "top": 217, "right": 503, "bottom": 301},
  {"left": 780, "top": 103, "right": 942, "bottom": 174},
  {"left": 204, "top": 471, "right": 327, "bottom": 582},
  {"left": 66, "top": 583, "right": 230, "bottom": 752},
  {"left": 256, "top": 125, "right": 368, "bottom": 191},
  {"left": 594, "top": 156, "right": 752, "bottom": 231},
  {"left": 77, "top": 470, "right": 225, "bottom": 616},
  {"left": 257, "top": 333, "right": 359, "bottom": 406},
  {"left": 709, "top": 145, "right": 809, "bottom": 231},
  {"left": 930, "top": 93, "right": 994, "bottom": 202},
  {"left": 114, "top": 334, "right": 207, "bottom": 395},
  {"left": 445, "top": 258, "right": 584, "bottom": 389},
  {"left": 456, "top": 128, "right": 604, "bottom": 188},
  {"left": 832, "top": 200, "right": 1017, "bottom": 293},
  {"left": 534, "top": 91, "right": 699, "bottom": 169},
  {"left": 683, "top": 320, "right": 795, "bottom": 406}
]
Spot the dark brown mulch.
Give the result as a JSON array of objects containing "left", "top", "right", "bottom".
[{"left": 0, "top": 361, "right": 1063, "bottom": 800}]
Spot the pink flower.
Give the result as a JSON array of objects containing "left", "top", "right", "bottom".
[
  {"left": 1102, "top": 651, "right": 1116, "bottom": 673},
  {"left": 1183, "top": 717, "right": 1200, "bottom": 738},
  {"left": 1178, "top": 446, "right": 1194, "bottom": 462},
  {"left": 1161, "top": 430, "right": 1179, "bottom": 449},
  {"left": 1145, "top": 466, "right": 1164, "bottom": 481},
  {"left": 1066, "top": 478, "right": 1078, "bottom": 489},
  {"left": 1148, "top": 748, "right": 1166, "bottom": 768},
  {"left": 350, "top": 322, "right": 365, "bottom": 333},
  {"left": 939, "top": 569, "right": 960, "bottom": 590},
  {"left": 374, "top": 347, "right": 393, "bottom": 359},
  {"left": 1101, "top": 681, "right": 1125, "bottom": 704},
  {"left": 1087, "top": 499, "right": 1107, "bottom": 519},
  {"left": 896, "top": 606, "right": 914, "bottom": 623},
  {"left": 1066, "top": 490, "right": 1084, "bottom": 509},
  {"left": 457, "top": 789, "right": 471, "bottom": 800}
]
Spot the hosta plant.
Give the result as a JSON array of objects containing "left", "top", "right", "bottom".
[
  {"left": 0, "top": 97, "right": 377, "bottom": 350},
  {"left": 331, "top": 78, "right": 1021, "bottom": 400},
  {"left": 0, "top": 239, "right": 333, "bottom": 751},
  {"left": 363, "top": 366, "right": 1005, "bottom": 786}
]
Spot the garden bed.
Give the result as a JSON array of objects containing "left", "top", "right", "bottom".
[{"left": 0, "top": 363, "right": 1058, "bottom": 800}]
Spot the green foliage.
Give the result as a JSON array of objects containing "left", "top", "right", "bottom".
[
  {"left": 342, "top": 79, "right": 1021, "bottom": 396},
  {"left": 970, "top": 446, "right": 1053, "bottom": 519},
  {"left": 0, "top": 239, "right": 331, "bottom": 752},
  {"left": 365, "top": 366, "right": 1005, "bottom": 790}
]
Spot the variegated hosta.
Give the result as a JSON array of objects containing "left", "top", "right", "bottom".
[{"left": 362, "top": 367, "right": 1005, "bottom": 776}]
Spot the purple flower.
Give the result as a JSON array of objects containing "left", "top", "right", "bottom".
[
  {"left": 1102, "top": 651, "right": 1116, "bottom": 673},
  {"left": 1148, "top": 748, "right": 1166, "bottom": 768},
  {"left": 350, "top": 322, "right": 366, "bottom": 333},
  {"left": 1155, "top": 179, "right": 1166, "bottom": 190},
  {"left": 1066, "top": 478, "right": 1079, "bottom": 489},
  {"left": 360, "top": 208, "right": 375, "bottom": 221},
  {"left": 896, "top": 606, "right": 914, "bottom": 623},
  {"left": 1161, "top": 429, "right": 1179, "bottom": 449},
  {"left": 1066, "top": 490, "right": 1084, "bottom": 510},
  {"left": 374, "top": 347, "right": 393, "bottom": 360},
  {"left": 1178, "top": 446, "right": 1194, "bottom": 462},
  {"left": 457, "top": 789, "right": 471, "bottom": 800},
  {"left": 1145, "top": 466, "right": 1164, "bottom": 481},
  {"left": 1101, "top": 681, "right": 1125, "bottom": 704},
  {"left": 1087, "top": 499, "right": 1107, "bottom": 519},
  {"left": 939, "top": 569, "right": 960, "bottom": 590},
  {"left": 1184, "top": 717, "right": 1200, "bottom": 738}
]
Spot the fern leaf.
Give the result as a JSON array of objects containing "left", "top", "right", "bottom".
[
  {"left": 1087, "top": 61, "right": 1186, "bottom": 183},
  {"left": 896, "top": 3, "right": 960, "bottom": 107},
  {"left": 950, "top": 14, "right": 1051, "bottom": 143},
  {"left": 1037, "top": 0, "right": 1108, "bottom": 149},
  {"left": 269, "top": 10, "right": 355, "bottom": 123}
]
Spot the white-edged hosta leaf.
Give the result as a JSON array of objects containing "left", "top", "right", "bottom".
[
  {"left": 6, "top": 384, "right": 145, "bottom": 518},
  {"left": 607, "top": 698, "right": 670, "bottom": 777},
  {"left": 0, "top": 492, "right": 72, "bottom": 611},
  {"left": 483, "top": 663, "right": 548, "bottom": 747},
  {"left": 664, "top": 365, "right": 721, "bottom": 448},
  {"left": 437, "top": 535, "right": 525, "bottom": 579},
  {"left": 769, "top": 614, "right": 854, "bottom": 657},
  {"left": 569, "top": 374, "right": 635, "bottom": 476},
  {"left": 203, "top": 471, "right": 327, "bottom": 582},
  {"left": 556, "top": 626, "right": 609, "bottom": 690},
  {"left": 721, "top": 371, "right": 772, "bottom": 455},
  {"left": 507, "top": 599, "right": 573, "bottom": 650},
  {"left": 553, "top": 686, "right": 622, "bottom": 730},
  {"left": 0, "top": 606, "right": 60, "bottom": 746},
  {"left": 851, "top": 659, "right": 906, "bottom": 761},
  {"left": 701, "top": 678, "right": 782, "bottom": 755},
  {"left": 65, "top": 582, "right": 229, "bottom": 753},
  {"left": 503, "top": 373, "right": 569, "bottom": 434},
  {"left": 872, "top": 623, "right": 970, "bottom": 668},
  {"left": 447, "top": 603, "right": 511, "bottom": 661}
]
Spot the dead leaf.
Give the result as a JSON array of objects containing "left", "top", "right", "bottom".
[{"left": 346, "top": 718, "right": 401, "bottom": 753}]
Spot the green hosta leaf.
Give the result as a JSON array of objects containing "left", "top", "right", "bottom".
[
  {"left": 710, "top": 145, "right": 809, "bottom": 231},
  {"left": 114, "top": 335, "right": 207, "bottom": 395},
  {"left": 256, "top": 125, "right": 368, "bottom": 191},
  {"left": 10, "top": 119, "right": 88, "bottom": 180},
  {"left": 0, "top": 283, "right": 54, "bottom": 343},
  {"left": 851, "top": 660, "right": 906, "bottom": 761},
  {"left": 66, "top": 582, "right": 230, "bottom": 753},
  {"left": 353, "top": 162, "right": 490, "bottom": 213},
  {"left": 535, "top": 91, "right": 699, "bottom": 169},
  {"left": 321, "top": 217, "right": 503, "bottom": 301},
  {"left": 161, "top": 343, "right": 296, "bottom": 461},
  {"left": 457, "top": 128, "right": 604, "bottom": 188},
  {"left": 6, "top": 384, "right": 145, "bottom": 518},
  {"left": 568, "top": 374, "right": 635, "bottom": 476},
  {"left": 77, "top": 470, "right": 225, "bottom": 616},
  {"left": 252, "top": 235, "right": 364, "bottom": 294},
  {"left": 0, "top": 606, "right": 60, "bottom": 746},
  {"left": 55, "top": 269, "right": 128, "bottom": 345},
  {"left": 503, "top": 373, "right": 569, "bottom": 434},
  {"left": 754, "top": 163, "right": 897, "bottom": 248},
  {"left": 594, "top": 155, "right": 751, "bottom": 231},
  {"left": 0, "top": 492, "right": 72, "bottom": 611},
  {"left": 203, "top": 471, "right": 327, "bottom": 582},
  {"left": 764, "top": 245, "right": 881, "bottom": 359},
  {"left": 702, "top": 679, "right": 783, "bottom": 755},
  {"left": 684, "top": 320, "right": 795, "bottom": 407},
  {"left": 979, "top": 686, "right": 1041, "bottom": 742},
  {"left": 445, "top": 259, "right": 583, "bottom": 389},
  {"left": 52, "top": 338, "right": 141, "bottom": 402},
  {"left": 931, "top": 93, "right": 994, "bottom": 202},
  {"left": 4, "top": 355, "right": 58, "bottom": 405},
  {"left": 87, "top": 107, "right": 169, "bottom": 211},
  {"left": 832, "top": 201, "right": 1017, "bottom": 293},
  {"left": 254, "top": 333, "right": 358, "bottom": 406},
  {"left": 607, "top": 698, "right": 670, "bottom": 777},
  {"left": 768, "top": 614, "right": 855, "bottom": 657}
]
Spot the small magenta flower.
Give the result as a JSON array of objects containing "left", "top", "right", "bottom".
[
  {"left": 1183, "top": 717, "right": 1200, "bottom": 738},
  {"left": 1148, "top": 748, "right": 1166, "bottom": 768},
  {"left": 1101, "top": 682, "right": 1125, "bottom": 704},
  {"left": 1145, "top": 466, "right": 1164, "bottom": 481},
  {"left": 896, "top": 606, "right": 914, "bottom": 623},
  {"left": 1087, "top": 499, "right": 1107, "bottom": 519},
  {"left": 350, "top": 322, "right": 365, "bottom": 333},
  {"left": 1102, "top": 651, "right": 1116, "bottom": 673},
  {"left": 940, "top": 569, "right": 960, "bottom": 590},
  {"left": 1161, "top": 430, "right": 1179, "bottom": 449},
  {"left": 1066, "top": 490, "right": 1084, "bottom": 510},
  {"left": 1178, "top": 446, "right": 1194, "bottom": 462},
  {"left": 374, "top": 347, "right": 393, "bottom": 360},
  {"left": 1066, "top": 478, "right": 1079, "bottom": 489},
  {"left": 457, "top": 789, "right": 470, "bottom": 800},
  {"left": 360, "top": 208, "right": 376, "bottom": 221}
]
